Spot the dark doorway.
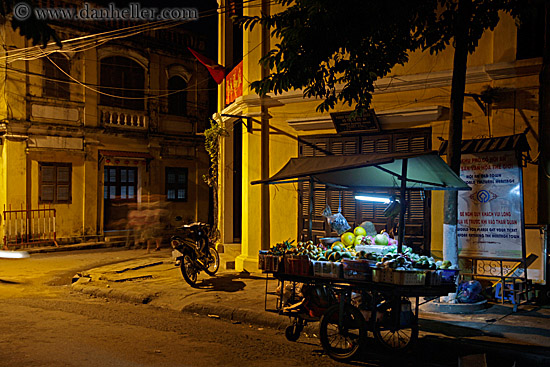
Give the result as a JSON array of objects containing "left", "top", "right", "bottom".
[
  {"left": 103, "top": 166, "right": 138, "bottom": 231},
  {"left": 233, "top": 120, "right": 242, "bottom": 242}
]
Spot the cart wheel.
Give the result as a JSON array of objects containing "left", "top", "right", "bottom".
[
  {"left": 285, "top": 323, "right": 304, "bottom": 342},
  {"left": 319, "top": 303, "right": 366, "bottom": 362},
  {"left": 373, "top": 306, "right": 418, "bottom": 351}
]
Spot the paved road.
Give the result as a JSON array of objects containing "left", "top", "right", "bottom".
[
  {"left": 0, "top": 249, "right": 418, "bottom": 367},
  {"left": 0, "top": 249, "right": 343, "bottom": 367},
  {"left": 0, "top": 295, "right": 350, "bottom": 367},
  {"left": 1, "top": 248, "right": 548, "bottom": 366}
]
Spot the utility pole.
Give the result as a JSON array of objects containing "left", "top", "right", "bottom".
[{"left": 443, "top": 0, "right": 471, "bottom": 266}]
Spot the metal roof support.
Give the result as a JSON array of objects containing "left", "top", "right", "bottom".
[{"left": 397, "top": 158, "right": 408, "bottom": 253}]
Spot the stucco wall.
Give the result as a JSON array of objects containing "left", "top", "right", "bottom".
[{"left": 219, "top": 5, "right": 542, "bottom": 271}]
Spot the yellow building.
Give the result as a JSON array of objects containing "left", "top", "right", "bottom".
[
  {"left": 0, "top": 6, "right": 212, "bottom": 248},
  {"left": 216, "top": 0, "right": 546, "bottom": 283}
]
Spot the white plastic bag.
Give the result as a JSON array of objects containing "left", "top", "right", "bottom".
[{"left": 322, "top": 194, "right": 350, "bottom": 235}]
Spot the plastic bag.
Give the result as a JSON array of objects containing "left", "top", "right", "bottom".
[
  {"left": 322, "top": 205, "right": 350, "bottom": 235},
  {"left": 456, "top": 280, "right": 484, "bottom": 303}
]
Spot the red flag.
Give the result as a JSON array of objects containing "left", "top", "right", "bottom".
[{"left": 188, "top": 47, "right": 226, "bottom": 84}]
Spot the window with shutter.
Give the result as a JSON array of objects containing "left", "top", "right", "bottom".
[
  {"left": 361, "top": 139, "right": 375, "bottom": 154},
  {"left": 39, "top": 163, "right": 72, "bottom": 204},
  {"left": 44, "top": 53, "right": 70, "bottom": 100},
  {"left": 301, "top": 144, "right": 315, "bottom": 157},
  {"left": 167, "top": 76, "right": 188, "bottom": 116},
  {"left": 331, "top": 141, "right": 343, "bottom": 155},
  {"left": 314, "top": 141, "right": 328, "bottom": 156},
  {"left": 100, "top": 56, "right": 145, "bottom": 110},
  {"left": 410, "top": 136, "right": 427, "bottom": 152},
  {"left": 342, "top": 191, "right": 356, "bottom": 227},
  {"left": 343, "top": 139, "right": 358, "bottom": 155},
  {"left": 301, "top": 181, "right": 310, "bottom": 217},
  {"left": 313, "top": 183, "right": 327, "bottom": 216},
  {"left": 376, "top": 139, "right": 391, "bottom": 153},
  {"left": 395, "top": 137, "right": 410, "bottom": 152}
]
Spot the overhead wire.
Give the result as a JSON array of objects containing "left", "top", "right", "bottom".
[
  {"left": 2, "top": 0, "right": 279, "bottom": 63},
  {"left": 43, "top": 49, "right": 213, "bottom": 100},
  {"left": 5, "top": 20, "right": 184, "bottom": 63},
  {"left": 0, "top": 0, "right": 285, "bottom": 104},
  {"left": 0, "top": 63, "right": 216, "bottom": 96}
]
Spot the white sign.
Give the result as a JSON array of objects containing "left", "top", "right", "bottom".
[{"left": 457, "top": 151, "right": 523, "bottom": 259}]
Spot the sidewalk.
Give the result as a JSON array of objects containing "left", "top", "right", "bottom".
[{"left": 29, "top": 243, "right": 550, "bottom": 365}]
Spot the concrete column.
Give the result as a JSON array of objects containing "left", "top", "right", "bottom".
[{"left": 260, "top": 1, "right": 271, "bottom": 252}]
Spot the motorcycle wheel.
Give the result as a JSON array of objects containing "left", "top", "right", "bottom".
[
  {"left": 180, "top": 254, "right": 198, "bottom": 286},
  {"left": 204, "top": 247, "right": 220, "bottom": 276}
]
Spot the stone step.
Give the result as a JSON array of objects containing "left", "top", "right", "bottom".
[{"left": 217, "top": 243, "right": 241, "bottom": 270}]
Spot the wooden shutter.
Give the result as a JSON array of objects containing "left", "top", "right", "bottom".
[
  {"left": 298, "top": 128, "right": 431, "bottom": 252},
  {"left": 361, "top": 139, "right": 375, "bottom": 154}
]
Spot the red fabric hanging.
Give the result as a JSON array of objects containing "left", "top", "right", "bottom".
[{"left": 188, "top": 47, "right": 226, "bottom": 84}]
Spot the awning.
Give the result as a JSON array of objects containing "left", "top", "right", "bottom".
[
  {"left": 99, "top": 150, "right": 153, "bottom": 159},
  {"left": 438, "top": 133, "right": 530, "bottom": 155},
  {"left": 251, "top": 151, "right": 470, "bottom": 191}
]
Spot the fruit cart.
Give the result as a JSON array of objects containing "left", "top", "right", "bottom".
[
  {"left": 261, "top": 254, "right": 458, "bottom": 361},
  {"left": 253, "top": 151, "right": 471, "bottom": 361}
]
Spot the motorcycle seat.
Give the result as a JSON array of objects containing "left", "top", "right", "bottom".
[{"left": 179, "top": 222, "right": 210, "bottom": 230}]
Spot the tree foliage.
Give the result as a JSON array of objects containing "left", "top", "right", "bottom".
[
  {"left": 1, "top": 0, "right": 61, "bottom": 47},
  {"left": 236, "top": 0, "right": 524, "bottom": 113},
  {"left": 203, "top": 118, "right": 228, "bottom": 189},
  {"left": 203, "top": 118, "right": 228, "bottom": 241}
]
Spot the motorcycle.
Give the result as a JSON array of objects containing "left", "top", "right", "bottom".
[{"left": 170, "top": 219, "right": 220, "bottom": 287}]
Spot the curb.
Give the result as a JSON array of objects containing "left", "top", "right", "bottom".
[
  {"left": 181, "top": 303, "right": 288, "bottom": 329},
  {"left": 27, "top": 242, "right": 125, "bottom": 254},
  {"left": 71, "top": 282, "right": 155, "bottom": 304}
]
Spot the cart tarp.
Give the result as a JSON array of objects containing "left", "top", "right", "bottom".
[{"left": 251, "top": 151, "right": 470, "bottom": 191}]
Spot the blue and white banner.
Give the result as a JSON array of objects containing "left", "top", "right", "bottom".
[{"left": 457, "top": 151, "right": 523, "bottom": 259}]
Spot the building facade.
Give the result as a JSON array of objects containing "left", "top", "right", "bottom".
[
  {"left": 216, "top": 0, "right": 546, "bottom": 280},
  {"left": 1, "top": 4, "right": 212, "bottom": 247}
]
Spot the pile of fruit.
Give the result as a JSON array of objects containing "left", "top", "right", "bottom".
[
  {"left": 287, "top": 240, "right": 327, "bottom": 258},
  {"left": 359, "top": 232, "right": 399, "bottom": 247},
  {"left": 373, "top": 245, "right": 453, "bottom": 270},
  {"left": 269, "top": 239, "right": 296, "bottom": 256},
  {"left": 266, "top": 227, "right": 453, "bottom": 270},
  {"left": 334, "top": 227, "right": 400, "bottom": 248}
]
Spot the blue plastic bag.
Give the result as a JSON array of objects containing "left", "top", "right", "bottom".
[{"left": 456, "top": 280, "right": 484, "bottom": 303}]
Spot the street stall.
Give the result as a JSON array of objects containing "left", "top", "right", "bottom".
[{"left": 252, "top": 150, "right": 471, "bottom": 361}]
